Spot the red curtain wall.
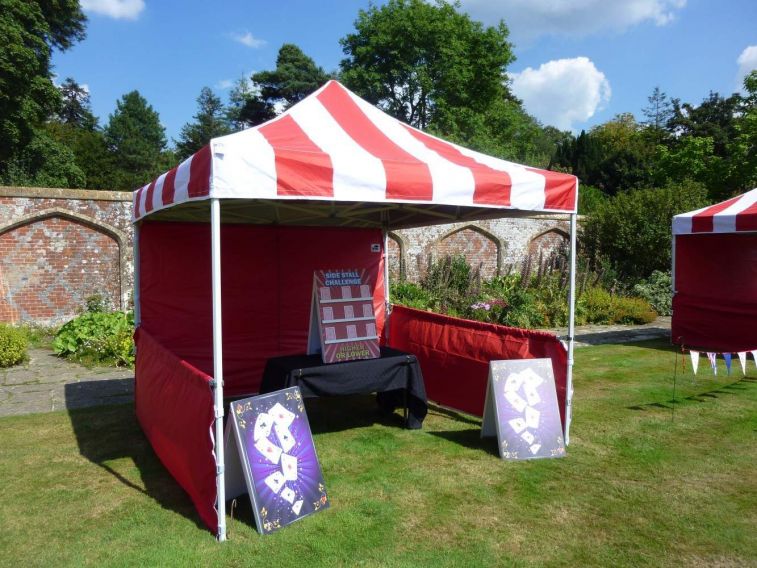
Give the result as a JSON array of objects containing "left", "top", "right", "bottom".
[
  {"left": 673, "top": 233, "right": 757, "bottom": 351},
  {"left": 387, "top": 306, "right": 568, "bottom": 428},
  {"left": 134, "top": 327, "right": 217, "bottom": 531},
  {"left": 138, "top": 222, "right": 386, "bottom": 396}
]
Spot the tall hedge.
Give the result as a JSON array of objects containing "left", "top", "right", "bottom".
[{"left": 581, "top": 180, "right": 708, "bottom": 281}]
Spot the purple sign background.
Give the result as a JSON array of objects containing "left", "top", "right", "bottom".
[
  {"left": 230, "top": 387, "right": 329, "bottom": 534},
  {"left": 482, "top": 358, "right": 566, "bottom": 460}
]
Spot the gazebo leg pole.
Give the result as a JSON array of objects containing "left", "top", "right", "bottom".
[
  {"left": 565, "top": 211, "right": 577, "bottom": 446},
  {"left": 383, "top": 227, "right": 391, "bottom": 340},
  {"left": 211, "top": 198, "right": 226, "bottom": 542}
]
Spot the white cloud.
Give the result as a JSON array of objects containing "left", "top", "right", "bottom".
[
  {"left": 230, "top": 31, "right": 266, "bottom": 49},
  {"left": 509, "top": 57, "right": 611, "bottom": 131},
  {"left": 216, "top": 79, "right": 234, "bottom": 90},
  {"left": 459, "top": 0, "right": 686, "bottom": 41},
  {"left": 81, "top": 0, "right": 145, "bottom": 20},
  {"left": 737, "top": 45, "right": 757, "bottom": 87}
]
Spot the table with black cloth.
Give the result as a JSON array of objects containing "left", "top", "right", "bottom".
[{"left": 260, "top": 347, "right": 428, "bottom": 429}]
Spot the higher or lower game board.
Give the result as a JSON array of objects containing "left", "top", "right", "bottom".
[
  {"left": 226, "top": 387, "right": 329, "bottom": 534},
  {"left": 307, "top": 268, "right": 380, "bottom": 364}
]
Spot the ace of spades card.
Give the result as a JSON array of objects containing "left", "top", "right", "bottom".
[
  {"left": 225, "top": 386, "right": 330, "bottom": 534},
  {"left": 481, "top": 359, "right": 566, "bottom": 461}
]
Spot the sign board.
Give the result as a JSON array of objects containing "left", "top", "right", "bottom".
[
  {"left": 307, "top": 268, "right": 380, "bottom": 364},
  {"left": 481, "top": 358, "right": 566, "bottom": 460},
  {"left": 225, "top": 387, "right": 329, "bottom": 534}
]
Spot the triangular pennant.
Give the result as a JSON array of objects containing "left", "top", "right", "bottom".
[
  {"left": 737, "top": 352, "right": 747, "bottom": 375},
  {"left": 723, "top": 353, "right": 732, "bottom": 375},
  {"left": 707, "top": 352, "right": 717, "bottom": 375},
  {"left": 689, "top": 350, "right": 700, "bottom": 375}
]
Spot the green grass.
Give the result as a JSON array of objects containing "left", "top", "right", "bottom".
[{"left": 0, "top": 339, "right": 754, "bottom": 567}]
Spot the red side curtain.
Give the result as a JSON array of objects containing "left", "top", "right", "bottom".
[
  {"left": 134, "top": 328, "right": 218, "bottom": 532},
  {"left": 672, "top": 233, "right": 757, "bottom": 351},
  {"left": 387, "top": 306, "right": 568, "bottom": 428},
  {"left": 138, "top": 222, "right": 385, "bottom": 396}
]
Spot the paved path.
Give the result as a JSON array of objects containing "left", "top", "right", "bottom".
[
  {"left": 0, "top": 348, "right": 133, "bottom": 418},
  {"left": 0, "top": 318, "right": 671, "bottom": 418},
  {"left": 551, "top": 316, "right": 671, "bottom": 348}
]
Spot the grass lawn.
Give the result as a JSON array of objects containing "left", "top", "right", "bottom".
[{"left": 0, "top": 339, "right": 755, "bottom": 567}]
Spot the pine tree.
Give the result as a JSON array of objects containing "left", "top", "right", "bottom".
[
  {"left": 104, "top": 91, "right": 167, "bottom": 190},
  {"left": 175, "top": 87, "right": 232, "bottom": 160}
]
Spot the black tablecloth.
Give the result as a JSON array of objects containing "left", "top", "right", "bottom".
[{"left": 260, "top": 347, "right": 428, "bottom": 429}]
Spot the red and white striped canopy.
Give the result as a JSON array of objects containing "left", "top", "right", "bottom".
[
  {"left": 673, "top": 187, "right": 757, "bottom": 235},
  {"left": 132, "top": 80, "right": 577, "bottom": 226}
]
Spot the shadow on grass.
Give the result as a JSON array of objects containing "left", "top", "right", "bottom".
[
  {"left": 301, "top": 394, "right": 409, "bottom": 434},
  {"left": 65, "top": 384, "right": 207, "bottom": 531},
  {"left": 627, "top": 375, "right": 757, "bottom": 411},
  {"left": 428, "top": 428, "right": 500, "bottom": 457}
]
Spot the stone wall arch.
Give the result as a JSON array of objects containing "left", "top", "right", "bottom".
[
  {"left": 386, "top": 231, "right": 406, "bottom": 282},
  {"left": 0, "top": 208, "right": 129, "bottom": 324},
  {"left": 435, "top": 224, "right": 503, "bottom": 279},
  {"left": 527, "top": 228, "right": 569, "bottom": 266}
]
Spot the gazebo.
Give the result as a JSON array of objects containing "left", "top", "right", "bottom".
[
  {"left": 672, "top": 187, "right": 757, "bottom": 352},
  {"left": 132, "top": 80, "right": 579, "bottom": 539}
]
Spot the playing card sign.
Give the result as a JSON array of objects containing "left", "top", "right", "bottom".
[
  {"left": 307, "top": 269, "right": 380, "bottom": 364},
  {"left": 225, "top": 387, "right": 329, "bottom": 534},
  {"left": 481, "top": 359, "right": 566, "bottom": 460}
]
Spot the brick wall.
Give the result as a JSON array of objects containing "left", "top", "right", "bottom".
[
  {"left": 0, "top": 187, "right": 133, "bottom": 325},
  {"left": 0, "top": 185, "right": 576, "bottom": 325},
  {"left": 392, "top": 216, "right": 573, "bottom": 283}
]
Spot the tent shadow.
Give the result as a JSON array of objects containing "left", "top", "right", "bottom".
[
  {"left": 427, "top": 428, "right": 500, "bottom": 457},
  {"left": 65, "top": 383, "right": 207, "bottom": 531}
]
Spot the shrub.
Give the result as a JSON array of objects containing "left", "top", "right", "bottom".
[
  {"left": 390, "top": 281, "right": 434, "bottom": 311},
  {"left": 581, "top": 180, "right": 708, "bottom": 280},
  {"left": 581, "top": 287, "right": 657, "bottom": 325},
  {"left": 53, "top": 311, "right": 134, "bottom": 367},
  {"left": 0, "top": 324, "right": 28, "bottom": 367},
  {"left": 633, "top": 270, "right": 672, "bottom": 316}
]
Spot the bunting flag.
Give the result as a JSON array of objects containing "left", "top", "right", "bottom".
[
  {"left": 723, "top": 353, "right": 732, "bottom": 375},
  {"left": 681, "top": 347, "right": 757, "bottom": 377},
  {"left": 737, "top": 352, "right": 747, "bottom": 375},
  {"left": 689, "top": 350, "right": 700, "bottom": 375},
  {"left": 706, "top": 352, "right": 718, "bottom": 375}
]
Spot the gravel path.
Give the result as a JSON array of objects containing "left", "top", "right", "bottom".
[{"left": 0, "top": 318, "right": 671, "bottom": 418}]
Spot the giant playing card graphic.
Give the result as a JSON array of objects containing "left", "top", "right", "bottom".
[
  {"left": 306, "top": 269, "right": 380, "bottom": 364},
  {"left": 225, "top": 387, "right": 329, "bottom": 534},
  {"left": 481, "top": 359, "right": 566, "bottom": 460}
]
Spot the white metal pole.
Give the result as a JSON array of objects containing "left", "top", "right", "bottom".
[
  {"left": 133, "top": 222, "right": 141, "bottom": 327},
  {"left": 383, "top": 227, "right": 391, "bottom": 341},
  {"left": 565, "top": 211, "right": 577, "bottom": 445},
  {"left": 211, "top": 198, "right": 226, "bottom": 542}
]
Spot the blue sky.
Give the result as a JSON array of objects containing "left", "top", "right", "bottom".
[{"left": 55, "top": 0, "right": 757, "bottom": 144}]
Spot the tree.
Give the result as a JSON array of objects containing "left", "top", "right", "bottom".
[
  {"left": 226, "top": 78, "right": 275, "bottom": 130},
  {"left": 581, "top": 181, "right": 708, "bottom": 280},
  {"left": 104, "top": 91, "right": 167, "bottom": 190},
  {"left": 253, "top": 44, "right": 331, "bottom": 110},
  {"left": 0, "top": 1, "right": 85, "bottom": 164},
  {"left": 1, "top": 128, "right": 85, "bottom": 188},
  {"left": 641, "top": 86, "right": 673, "bottom": 147},
  {"left": 642, "top": 86, "right": 673, "bottom": 130},
  {"left": 55, "top": 77, "right": 98, "bottom": 130},
  {"left": 339, "top": 0, "right": 515, "bottom": 130},
  {"left": 175, "top": 87, "right": 232, "bottom": 160},
  {"left": 725, "top": 70, "right": 757, "bottom": 193}
]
